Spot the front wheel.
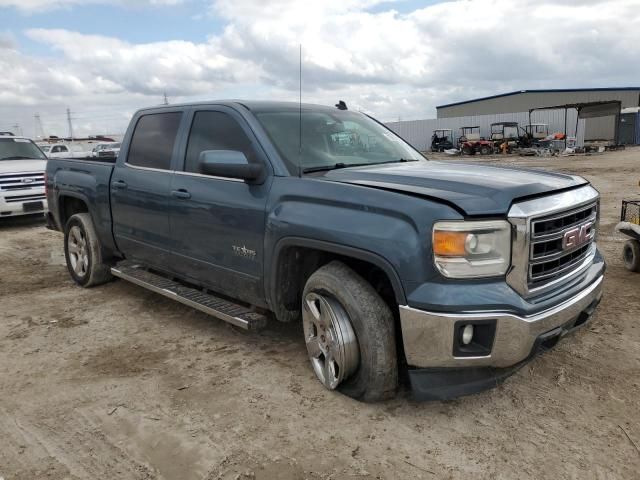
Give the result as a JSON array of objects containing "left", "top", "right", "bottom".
[
  {"left": 64, "top": 213, "right": 113, "bottom": 287},
  {"left": 623, "top": 239, "right": 640, "bottom": 272},
  {"left": 302, "top": 261, "right": 397, "bottom": 402}
]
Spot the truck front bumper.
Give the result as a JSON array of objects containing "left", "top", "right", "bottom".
[
  {"left": 0, "top": 194, "right": 48, "bottom": 217},
  {"left": 400, "top": 274, "right": 604, "bottom": 400}
]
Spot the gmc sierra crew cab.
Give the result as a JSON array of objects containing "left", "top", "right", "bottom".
[{"left": 46, "top": 101, "right": 605, "bottom": 401}]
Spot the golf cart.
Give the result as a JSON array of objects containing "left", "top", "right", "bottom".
[
  {"left": 458, "top": 126, "right": 493, "bottom": 155},
  {"left": 430, "top": 129, "right": 454, "bottom": 152},
  {"left": 616, "top": 200, "right": 640, "bottom": 272},
  {"left": 490, "top": 122, "right": 520, "bottom": 153},
  {"left": 524, "top": 123, "right": 549, "bottom": 140},
  {"left": 521, "top": 123, "right": 551, "bottom": 148}
]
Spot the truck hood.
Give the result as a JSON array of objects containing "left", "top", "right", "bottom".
[
  {"left": 321, "top": 160, "right": 587, "bottom": 215},
  {"left": 0, "top": 159, "right": 47, "bottom": 174}
]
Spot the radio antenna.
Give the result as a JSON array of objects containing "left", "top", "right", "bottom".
[{"left": 298, "top": 43, "right": 302, "bottom": 178}]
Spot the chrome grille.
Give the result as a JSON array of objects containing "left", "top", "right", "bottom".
[
  {"left": 528, "top": 202, "right": 597, "bottom": 288},
  {"left": 0, "top": 172, "right": 45, "bottom": 191},
  {"left": 5, "top": 193, "right": 46, "bottom": 203},
  {"left": 506, "top": 185, "right": 600, "bottom": 298}
]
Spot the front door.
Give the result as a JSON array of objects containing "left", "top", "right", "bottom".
[
  {"left": 111, "top": 111, "right": 183, "bottom": 269},
  {"left": 168, "top": 108, "right": 272, "bottom": 306}
]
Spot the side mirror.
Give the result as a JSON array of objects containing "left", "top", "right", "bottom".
[{"left": 199, "top": 150, "right": 265, "bottom": 183}]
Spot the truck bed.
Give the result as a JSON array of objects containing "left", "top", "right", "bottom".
[{"left": 45, "top": 157, "right": 118, "bottom": 255}]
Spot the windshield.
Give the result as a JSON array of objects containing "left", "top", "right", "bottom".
[
  {"left": 40, "top": 145, "right": 51, "bottom": 153},
  {"left": 254, "top": 109, "right": 424, "bottom": 173},
  {"left": 0, "top": 138, "right": 47, "bottom": 160}
]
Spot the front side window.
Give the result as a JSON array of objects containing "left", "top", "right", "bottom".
[
  {"left": 184, "top": 111, "right": 255, "bottom": 173},
  {"left": 254, "top": 109, "right": 423, "bottom": 173},
  {"left": 0, "top": 138, "right": 47, "bottom": 160},
  {"left": 128, "top": 112, "right": 182, "bottom": 170}
]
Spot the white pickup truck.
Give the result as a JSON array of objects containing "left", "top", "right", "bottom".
[
  {"left": 0, "top": 136, "right": 48, "bottom": 217},
  {"left": 41, "top": 143, "right": 92, "bottom": 159}
]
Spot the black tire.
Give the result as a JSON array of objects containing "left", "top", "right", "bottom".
[
  {"left": 64, "top": 213, "right": 113, "bottom": 287},
  {"left": 623, "top": 239, "right": 640, "bottom": 272},
  {"left": 479, "top": 145, "right": 492, "bottom": 155},
  {"left": 302, "top": 261, "right": 397, "bottom": 402},
  {"left": 461, "top": 145, "right": 473, "bottom": 155}
]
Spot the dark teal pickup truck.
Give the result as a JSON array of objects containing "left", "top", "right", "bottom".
[{"left": 46, "top": 101, "right": 605, "bottom": 401}]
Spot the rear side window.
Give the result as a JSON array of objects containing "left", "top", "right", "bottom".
[
  {"left": 184, "top": 111, "right": 255, "bottom": 173},
  {"left": 127, "top": 112, "right": 182, "bottom": 170}
]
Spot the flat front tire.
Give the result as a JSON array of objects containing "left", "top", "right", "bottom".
[
  {"left": 64, "top": 213, "right": 113, "bottom": 287},
  {"left": 302, "top": 261, "right": 397, "bottom": 402}
]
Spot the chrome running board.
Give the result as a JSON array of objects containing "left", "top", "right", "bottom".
[{"left": 111, "top": 262, "right": 268, "bottom": 331}]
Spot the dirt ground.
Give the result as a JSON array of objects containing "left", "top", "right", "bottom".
[{"left": 1, "top": 148, "right": 639, "bottom": 480}]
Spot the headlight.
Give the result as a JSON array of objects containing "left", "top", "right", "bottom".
[{"left": 433, "top": 220, "right": 511, "bottom": 278}]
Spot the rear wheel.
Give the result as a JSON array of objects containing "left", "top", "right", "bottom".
[
  {"left": 64, "top": 213, "right": 113, "bottom": 287},
  {"left": 623, "top": 239, "right": 640, "bottom": 272},
  {"left": 302, "top": 261, "right": 397, "bottom": 402}
]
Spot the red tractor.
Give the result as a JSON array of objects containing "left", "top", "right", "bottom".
[{"left": 458, "top": 126, "right": 493, "bottom": 155}]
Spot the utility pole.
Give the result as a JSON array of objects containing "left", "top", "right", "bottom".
[
  {"left": 66, "top": 108, "right": 74, "bottom": 141},
  {"left": 34, "top": 114, "right": 44, "bottom": 140},
  {"left": 163, "top": 92, "right": 169, "bottom": 105},
  {"left": 11, "top": 123, "right": 22, "bottom": 136}
]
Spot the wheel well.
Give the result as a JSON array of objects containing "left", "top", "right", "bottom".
[
  {"left": 59, "top": 196, "right": 89, "bottom": 227},
  {"left": 273, "top": 246, "right": 400, "bottom": 319}
]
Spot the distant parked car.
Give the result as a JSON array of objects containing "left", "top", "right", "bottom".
[
  {"left": 91, "top": 143, "right": 119, "bottom": 158},
  {"left": 96, "top": 142, "right": 120, "bottom": 160},
  {"left": 0, "top": 135, "right": 48, "bottom": 217}
]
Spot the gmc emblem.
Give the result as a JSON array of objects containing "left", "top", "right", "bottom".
[{"left": 562, "top": 221, "right": 594, "bottom": 250}]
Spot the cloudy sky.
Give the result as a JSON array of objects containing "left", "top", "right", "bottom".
[{"left": 1, "top": 0, "right": 639, "bottom": 138}]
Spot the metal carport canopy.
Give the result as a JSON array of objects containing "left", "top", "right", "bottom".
[
  {"left": 529, "top": 100, "right": 622, "bottom": 118},
  {"left": 529, "top": 101, "right": 622, "bottom": 144}
]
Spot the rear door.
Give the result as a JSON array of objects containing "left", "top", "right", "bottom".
[
  {"left": 111, "top": 111, "right": 183, "bottom": 269},
  {"left": 168, "top": 107, "right": 272, "bottom": 306}
]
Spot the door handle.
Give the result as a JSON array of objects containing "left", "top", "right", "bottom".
[
  {"left": 112, "top": 180, "right": 128, "bottom": 189},
  {"left": 171, "top": 189, "right": 191, "bottom": 200}
]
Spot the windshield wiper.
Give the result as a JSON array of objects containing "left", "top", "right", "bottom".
[
  {"left": 380, "top": 158, "right": 420, "bottom": 164},
  {"left": 0, "top": 156, "right": 36, "bottom": 160},
  {"left": 303, "top": 162, "right": 353, "bottom": 173},
  {"left": 302, "top": 158, "right": 421, "bottom": 174}
]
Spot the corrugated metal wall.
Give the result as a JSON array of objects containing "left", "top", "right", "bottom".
[
  {"left": 386, "top": 110, "right": 585, "bottom": 152},
  {"left": 437, "top": 90, "right": 640, "bottom": 118}
]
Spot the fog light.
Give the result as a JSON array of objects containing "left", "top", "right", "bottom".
[{"left": 461, "top": 324, "right": 474, "bottom": 345}]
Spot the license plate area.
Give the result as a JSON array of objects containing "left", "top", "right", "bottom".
[{"left": 23, "top": 201, "right": 44, "bottom": 212}]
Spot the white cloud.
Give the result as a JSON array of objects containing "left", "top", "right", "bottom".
[{"left": 1, "top": 0, "right": 640, "bottom": 137}]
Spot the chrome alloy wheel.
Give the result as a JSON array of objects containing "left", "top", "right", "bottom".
[
  {"left": 302, "top": 292, "right": 360, "bottom": 389},
  {"left": 67, "top": 225, "right": 89, "bottom": 277}
]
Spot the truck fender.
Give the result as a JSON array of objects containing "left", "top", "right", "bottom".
[{"left": 268, "top": 236, "right": 407, "bottom": 307}]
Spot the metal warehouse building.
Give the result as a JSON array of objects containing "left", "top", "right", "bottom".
[
  {"left": 387, "top": 87, "right": 640, "bottom": 151},
  {"left": 437, "top": 87, "right": 640, "bottom": 143}
]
